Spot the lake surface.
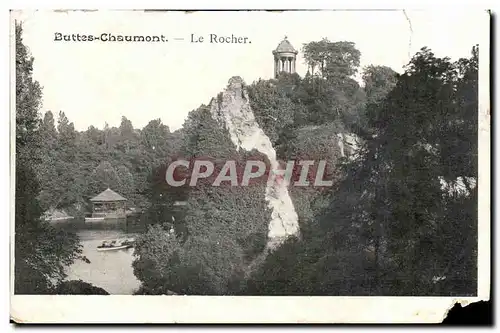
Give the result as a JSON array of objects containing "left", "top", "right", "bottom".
[{"left": 52, "top": 218, "right": 146, "bottom": 295}]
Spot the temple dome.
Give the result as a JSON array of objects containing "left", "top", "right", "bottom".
[{"left": 273, "top": 37, "right": 298, "bottom": 54}]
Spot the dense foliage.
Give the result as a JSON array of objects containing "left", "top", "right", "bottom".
[
  {"left": 36, "top": 111, "right": 182, "bottom": 216},
  {"left": 133, "top": 105, "right": 272, "bottom": 295},
  {"left": 15, "top": 27, "right": 478, "bottom": 296},
  {"left": 55, "top": 280, "right": 110, "bottom": 295},
  {"left": 244, "top": 46, "right": 478, "bottom": 296},
  {"left": 15, "top": 24, "right": 85, "bottom": 294}
]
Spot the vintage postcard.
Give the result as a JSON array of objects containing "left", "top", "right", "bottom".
[{"left": 10, "top": 9, "right": 490, "bottom": 323}]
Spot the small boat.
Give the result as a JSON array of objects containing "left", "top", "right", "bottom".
[
  {"left": 97, "top": 238, "right": 135, "bottom": 252},
  {"left": 45, "top": 216, "right": 75, "bottom": 222},
  {"left": 97, "top": 244, "right": 131, "bottom": 251},
  {"left": 85, "top": 217, "right": 105, "bottom": 222}
]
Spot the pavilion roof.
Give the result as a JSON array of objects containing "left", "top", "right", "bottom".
[{"left": 90, "top": 188, "right": 127, "bottom": 202}]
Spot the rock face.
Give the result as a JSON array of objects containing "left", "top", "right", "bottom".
[{"left": 209, "top": 77, "right": 300, "bottom": 247}]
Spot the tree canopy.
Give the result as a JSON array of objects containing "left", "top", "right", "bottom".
[{"left": 244, "top": 46, "right": 478, "bottom": 296}]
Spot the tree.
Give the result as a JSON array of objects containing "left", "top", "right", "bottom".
[
  {"left": 180, "top": 106, "right": 236, "bottom": 159},
  {"left": 15, "top": 23, "right": 83, "bottom": 294},
  {"left": 83, "top": 125, "right": 105, "bottom": 146},
  {"left": 37, "top": 111, "right": 59, "bottom": 210},
  {"left": 116, "top": 116, "right": 139, "bottom": 154},
  {"left": 140, "top": 118, "right": 173, "bottom": 157},
  {"left": 335, "top": 47, "right": 478, "bottom": 295},
  {"left": 134, "top": 119, "right": 176, "bottom": 204},
  {"left": 302, "top": 39, "right": 361, "bottom": 79},
  {"left": 55, "top": 280, "right": 109, "bottom": 295},
  {"left": 362, "top": 65, "right": 398, "bottom": 106},
  {"left": 247, "top": 76, "right": 299, "bottom": 144},
  {"left": 360, "top": 65, "right": 398, "bottom": 136},
  {"left": 57, "top": 111, "right": 77, "bottom": 148},
  {"left": 39, "top": 111, "right": 57, "bottom": 148},
  {"left": 88, "top": 161, "right": 121, "bottom": 194},
  {"left": 133, "top": 103, "right": 272, "bottom": 295},
  {"left": 135, "top": 175, "right": 271, "bottom": 295},
  {"left": 246, "top": 45, "right": 478, "bottom": 297},
  {"left": 288, "top": 40, "right": 367, "bottom": 131},
  {"left": 116, "top": 165, "right": 136, "bottom": 201}
]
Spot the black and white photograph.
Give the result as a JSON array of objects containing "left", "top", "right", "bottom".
[{"left": 10, "top": 9, "right": 490, "bottom": 323}]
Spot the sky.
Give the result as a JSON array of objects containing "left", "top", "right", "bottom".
[{"left": 13, "top": 10, "right": 488, "bottom": 131}]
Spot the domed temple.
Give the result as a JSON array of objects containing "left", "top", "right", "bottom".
[{"left": 273, "top": 36, "right": 298, "bottom": 78}]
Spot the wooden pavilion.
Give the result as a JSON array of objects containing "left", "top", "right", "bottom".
[{"left": 89, "top": 188, "right": 127, "bottom": 219}]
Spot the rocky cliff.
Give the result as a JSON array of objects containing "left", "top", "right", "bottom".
[{"left": 209, "top": 77, "right": 300, "bottom": 248}]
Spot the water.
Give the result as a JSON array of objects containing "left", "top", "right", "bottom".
[{"left": 52, "top": 217, "right": 146, "bottom": 295}]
